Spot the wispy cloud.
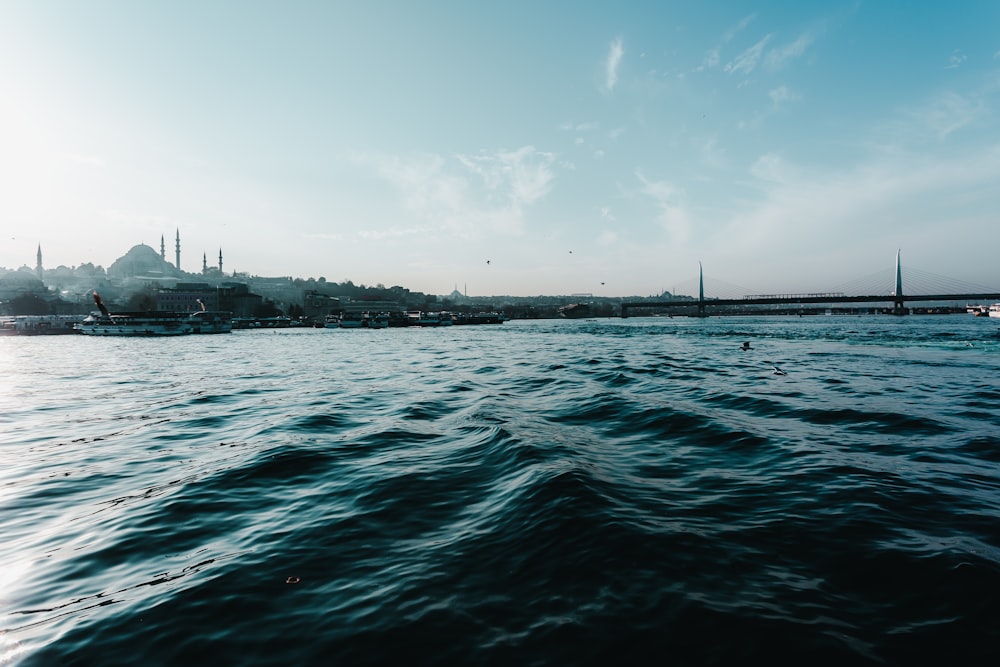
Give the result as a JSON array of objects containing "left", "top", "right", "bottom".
[
  {"left": 604, "top": 37, "right": 624, "bottom": 92},
  {"left": 769, "top": 85, "right": 800, "bottom": 108},
  {"left": 945, "top": 49, "right": 967, "bottom": 69},
  {"left": 894, "top": 91, "right": 986, "bottom": 142},
  {"left": 712, "top": 143, "right": 1000, "bottom": 287},
  {"left": 701, "top": 14, "right": 755, "bottom": 70},
  {"left": 749, "top": 152, "right": 788, "bottom": 183},
  {"left": 352, "top": 146, "right": 557, "bottom": 238},
  {"left": 558, "top": 121, "right": 599, "bottom": 132},
  {"left": 635, "top": 169, "right": 691, "bottom": 244},
  {"left": 724, "top": 34, "right": 773, "bottom": 76},
  {"left": 764, "top": 33, "right": 814, "bottom": 69}
]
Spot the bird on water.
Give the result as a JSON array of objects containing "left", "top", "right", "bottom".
[{"left": 739, "top": 341, "right": 753, "bottom": 351}]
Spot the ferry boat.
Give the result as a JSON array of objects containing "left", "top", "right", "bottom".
[
  {"left": 0, "top": 315, "right": 82, "bottom": 335},
  {"left": 416, "top": 312, "right": 454, "bottom": 326},
  {"left": 187, "top": 310, "right": 233, "bottom": 334},
  {"left": 337, "top": 312, "right": 367, "bottom": 328},
  {"left": 74, "top": 293, "right": 232, "bottom": 336},
  {"left": 75, "top": 311, "right": 194, "bottom": 336}
]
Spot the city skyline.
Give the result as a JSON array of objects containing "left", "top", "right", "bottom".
[{"left": 2, "top": 1, "right": 999, "bottom": 297}]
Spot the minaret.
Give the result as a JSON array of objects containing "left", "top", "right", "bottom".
[
  {"left": 175, "top": 228, "right": 181, "bottom": 271},
  {"left": 36, "top": 244, "right": 43, "bottom": 280},
  {"left": 160, "top": 235, "right": 165, "bottom": 261},
  {"left": 202, "top": 252, "right": 208, "bottom": 273},
  {"left": 218, "top": 248, "right": 223, "bottom": 273}
]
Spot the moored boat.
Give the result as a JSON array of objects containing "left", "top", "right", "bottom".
[
  {"left": 989, "top": 304, "right": 1000, "bottom": 319},
  {"left": 74, "top": 312, "right": 194, "bottom": 336},
  {"left": 337, "top": 312, "right": 367, "bottom": 328},
  {"left": 187, "top": 310, "right": 233, "bottom": 334},
  {"left": 0, "top": 315, "right": 82, "bottom": 335}
]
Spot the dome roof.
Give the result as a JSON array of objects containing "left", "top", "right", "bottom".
[{"left": 107, "top": 244, "right": 179, "bottom": 278}]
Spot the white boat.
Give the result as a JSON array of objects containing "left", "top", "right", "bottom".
[
  {"left": 989, "top": 304, "right": 1000, "bottom": 319},
  {"left": 187, "top": 310, "right": 233, "bottom": 334},
  {"left": 75, "top": 312, "right": 194, "bottom": 336},
  {"left": 338, "top": 312, "right": 367, "bottom": 328},
  {"left": 416, "top": 312, "right": 454, "bottom": 326},
  {"left": 0, "top": 315, "right": 81, "bottom": 335}
]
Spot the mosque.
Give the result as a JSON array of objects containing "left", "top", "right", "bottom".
[{"left": 39, "top": 228, "right": 226, "bottom": 281}]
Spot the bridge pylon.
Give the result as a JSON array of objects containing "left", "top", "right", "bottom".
[
  {"left": 892, "top": 248, "right": 907, "bottom": 315},
  {"left": 695, "top": 261, "right": 707, "bottom": 317}
]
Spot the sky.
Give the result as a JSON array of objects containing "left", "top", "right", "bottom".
[{"left": 1, "top": 1, "right": 998, "bottom": 297}]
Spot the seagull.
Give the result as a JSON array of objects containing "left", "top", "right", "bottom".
[
  {"left": 739, "top": 341, "right": 753, "bottom": 351},
  {"left": 772, "top": 366, "right": 787, "bottom": 375}
]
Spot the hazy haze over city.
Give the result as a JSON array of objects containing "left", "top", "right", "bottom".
[{"left": 2, "top": 1, "right": 998, "bottom": 296}]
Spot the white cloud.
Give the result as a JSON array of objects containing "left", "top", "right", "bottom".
[
  {"left": 701, "top": 14, "right": 755, "bottom": 71},
  {"left": 895, "top": 91, "right": 986, "bottom": 142},
  {"left": 764, "top": 33, "right": 813, "bottom": 70},
  {"left": 635, "top": 169, "right": 691, "bottom": 244},
  {"left": 353, "top": 146, "right": 557, "bottom": 239},
  {"left": 749, "top": 152, "right": 787, "bottom": 183},
  {"left": 725, "top": 34, "right": 773, "bottom": 76},
  {"left": 604, "top": 37, "right": 624, "bottom": 92},
  {"left": 700, "top": 137, "right": 727, "bottom": 169},
  {"left": 712, "top": 144, "right": 1000, "bottom": 288},
  {"left": 769, "top": 85, "right": 800, "bottom": 107},
  {"left": 600, "top": 206, "right": 616, "bottom": 221},
  {"left": 945, "top": 49, "right": 967, "bottom": 69}
]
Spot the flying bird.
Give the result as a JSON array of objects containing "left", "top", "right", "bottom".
[
  {"left": 739, "top": 341, "right": 753, "bottom": 351},
  {"left": 772, "top": 366, "right": 787, "bottom": 375}
]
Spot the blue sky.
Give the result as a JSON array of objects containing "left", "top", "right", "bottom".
[{"left": 2, "top": 1, "right": 998, "bottom": 296}]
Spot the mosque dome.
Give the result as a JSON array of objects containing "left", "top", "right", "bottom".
[
  {"left": 0, "top": 270, "right": 45, "bottom": 298},
  {"left": 107, "top": 244, "right": 180, "bottom": 279}
]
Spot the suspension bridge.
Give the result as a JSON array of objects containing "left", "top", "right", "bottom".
[{"left": 621, "top": 251, "right": 1000, "bottom": 318}]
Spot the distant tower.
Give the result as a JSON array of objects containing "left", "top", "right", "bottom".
[
  {"left": 202, "top": 252, "right": 208, "bottom": 273},
  {"left": 218, "top": 248, "right": 223, "bottom": 273},
  {"left": 36, "top": 244, "right": 43, "bottom": 280},
  {"left": 893, "top": 248, "right": 905, "bottom": 315},
  {"left": 160, "top": 235, "right": 165, "bottom": 261},
  {"left": 696, "top": 260, "right": 706, "bottom": 317},
  {"left": 175, "top": 228, "right": 181, "bottom": 271}
]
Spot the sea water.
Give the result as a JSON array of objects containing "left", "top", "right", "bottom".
[{"left": 2, "top": 316, "right": 999, "bottom": 665}]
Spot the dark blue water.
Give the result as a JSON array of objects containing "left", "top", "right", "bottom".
[{"left": 3, "top": 316, "right": 1000, "bottom": 665}]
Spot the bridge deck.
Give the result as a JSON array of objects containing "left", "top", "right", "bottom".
[{"left": 621, "top": 293, "right": 1000, "bottom": 316}]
